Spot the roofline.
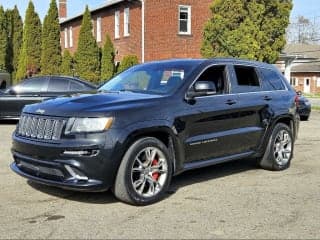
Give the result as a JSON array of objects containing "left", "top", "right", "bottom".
[
  {"left": 22, "top": 75, "right": 97, "bottom": 87},
  {"left": 60, "top": 0, "right": 127, "bottom": 25},
  {"left": 291, "top": 70, "right": 320, "bottom": 73}
]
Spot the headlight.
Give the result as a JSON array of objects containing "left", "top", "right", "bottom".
[{"left": 65, "top": 117, "right": 113, "bottom": 134}]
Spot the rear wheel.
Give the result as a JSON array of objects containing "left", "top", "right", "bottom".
[
  {"left": 300, "top": 115, "right": 309, "bottom": 121},
  {"left": 259, "top": 123, "right": 294, "bottom": 171},
  {"left": 113, "top": 137, "right": 172, "bottom": 205}
]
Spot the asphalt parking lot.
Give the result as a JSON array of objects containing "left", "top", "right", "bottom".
[{"left": 0, "top": 113, "right": 320, "bottom": 239}]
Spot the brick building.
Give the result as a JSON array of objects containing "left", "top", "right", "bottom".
[
  {"left": 59, "top": 0, "right": 212, "bottom": 63},
  {"left": 277, "top": 44, "right": 320, "bottom": 94}
]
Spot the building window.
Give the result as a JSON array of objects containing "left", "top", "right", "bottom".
[
  {"left": 64, "top": 28, "right": 68, "bottom": 48},
  {"left": 97, "top": 17, "right": 102, "bottom": 42},
  {"left": 317, "top": 78, "right": 320, "bottom": 87},
  {"left": 115, "top": 11, "right": 120, "bottom": 39},
  {"left": 124, "top": 8, "right": 130, "bottom": 36},
  {"left": 290, "top": 77, "right": 297, "bottom": 87},
  {"left": 69, "top": 26, "right": 73, "bottom": 48},
  {"left": 179, "top": 5, "right": 191, "bottom": 35}
]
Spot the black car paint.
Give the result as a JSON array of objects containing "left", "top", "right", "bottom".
[
  {"left": 10, "top": 59, "right": 299, "bottom": 191},
  {"left": 0, "top": 76, "right": 96, "bottom": 120},
  {"left": 296, "top": 94, "right": 311, "bottom": 120}
]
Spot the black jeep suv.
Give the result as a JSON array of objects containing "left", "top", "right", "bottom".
[{"left": 11, "top": 59, "right": 299, "bottom": 205}]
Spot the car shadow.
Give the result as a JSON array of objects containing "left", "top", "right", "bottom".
[
  {"left": 27, "top": 181, "right": 118, "bottom": 204},
  {"left": 26, "top": 158, "right": 257, "bottom": 205},
  {"left": 0, "top": 120, "right": 18, "bottom": 124},
  {"left": 167, "top": 158, "right": 257, "bottom": 195}
]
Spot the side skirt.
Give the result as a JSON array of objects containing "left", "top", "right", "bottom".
[{"left": 182, "top": 151, "right": 254, "bottom": 172}]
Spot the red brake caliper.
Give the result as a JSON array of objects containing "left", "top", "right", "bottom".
[{"left": 151, "top": 159, "right": 160, "bottom": 181}]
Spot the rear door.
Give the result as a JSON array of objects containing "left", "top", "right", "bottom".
[
  {"left": 227, "top": 65, "right": 269, "bottom": 153},
  {"left": 0, "top": 77, "right": 49, "bottom": 118}
]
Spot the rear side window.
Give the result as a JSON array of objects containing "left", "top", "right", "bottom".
[
  {"left": 70, "top": 81, "right": 85, "bottom": 91},
  {"left": 48, "top": 77, "right": 70, "bottom": 92},
  {"left": 232, "top": 66, "right": 261, "bottom": 93},
  {"left": 260, "top": 68, "right": 286, "bottom": 91}
]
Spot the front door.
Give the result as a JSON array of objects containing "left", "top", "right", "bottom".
[{"left": 304, "top": 78, "right": 310, "bottom": 93}]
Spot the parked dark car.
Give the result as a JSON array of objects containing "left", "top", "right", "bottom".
[
  {"left": 0, "top": 76, "right": 96, "bottom": 120},
  {"left": 296, "top": 92, "right": 311, "bottom": 121},
  {"left": 11, "top": 59, "right": 300, "bottom": 205}
]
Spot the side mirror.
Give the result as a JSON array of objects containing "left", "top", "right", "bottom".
[
  {"left": 5, "top": 88, "right": 16, "bottom": 95},
  {"left": 186, "top": 81, "right": 216, "bottom": 99}
]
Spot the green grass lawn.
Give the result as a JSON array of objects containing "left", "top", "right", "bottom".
[
  {"left": 304, "top": 93, "right": 320, "bottom": 98},
  {"left": 312, "top": 105, "right": 320, "bottom": 111}
]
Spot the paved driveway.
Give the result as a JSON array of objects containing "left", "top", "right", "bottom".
[{"left": 0, "top": 114, "right": 319, "bottom": 239}]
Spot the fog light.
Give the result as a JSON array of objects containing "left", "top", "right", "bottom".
[
  {"left": 62, "top": 149, "right": 99, "bottom": 157},
  {"left": 65, "top": 165, "right": 88, "bottom": 181}
]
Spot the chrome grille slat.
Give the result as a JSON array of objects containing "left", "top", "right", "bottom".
[
  {"left": 36, "top": 118, "right": 46, "bottom": 139},
  {"left": 17, "top": 114, "right": 64, "bottom": 141}
]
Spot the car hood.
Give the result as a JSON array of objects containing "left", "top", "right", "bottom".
[{"left": 23, "top": 91, "right": 166, "bottom": 117}]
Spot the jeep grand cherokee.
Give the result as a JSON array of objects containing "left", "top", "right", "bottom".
[{"left": 10, "top": 59, "right": 300, "bottom": 205}]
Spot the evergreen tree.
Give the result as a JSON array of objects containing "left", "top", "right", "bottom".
[
  {"left": 8, "top": 6, "right": 23, "bottom": 82},
  {"left": 118, "top": 55, "right": 139, "bottom": 73},
  {"left": 74, "top": 6, "right": 100, "bottom": 82},
  {"left": 5, "top": 9, "right": 13, "bottom": 74},
  {"left": 0, "top": 6, "right": 8, "bottom": 71},
  {"left": 101, "top": 33, "right": 115, "bottom": 81},
  {"left": 60, "top": 50, "right": 73, "bottom": 76},
  {"left": 40, "top": 0, "right": 61, "bottom": 75},
  {"left": 201, "top": 0, "right": 293, "bottom": 63},
  {"left": 16, "top": 1, "right": 42, "bottom": 80}
]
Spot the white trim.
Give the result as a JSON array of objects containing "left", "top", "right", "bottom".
[
  {"left": 97, "top": 17, "right": 102, "bottom": 42},
  {"left": 64, "top": 28, "right": 68, "bottom": 48},
  {"left": 178, "top": 5, "right": 191, "bottom": 35},
  {"left": 91, "top": 19, "right": 94, "bottom": 35},
  {"left": 115, "top": 10, "right": 120, "bottom": 39},
  {"left": 124, "top": 8, "right": 130, "bottom": 37},
  {"left": 69, "top": 26, "right": 73, "bottom": 47},
  {"left": 317, "top": 78, "right": 320, "bottom": 88}
]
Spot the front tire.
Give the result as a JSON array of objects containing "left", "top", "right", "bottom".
[
  {"left": 259, "top": 123, "right": 294, "bottom": 171},
  {"left": 113, "top": 137, "right": 173, "bottom": 205}
]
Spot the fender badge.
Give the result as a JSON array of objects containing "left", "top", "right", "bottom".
[{"left": 36, "top": 109, "right": 45, "bottom": 114}]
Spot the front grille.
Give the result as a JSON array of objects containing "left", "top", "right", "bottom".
[{"left": 17, "top": 114, "right": 66, "bottom": 141}]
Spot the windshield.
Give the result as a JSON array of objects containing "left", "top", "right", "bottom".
[{"left": 99, "top": 62, "right": 198, "bottom": 95}]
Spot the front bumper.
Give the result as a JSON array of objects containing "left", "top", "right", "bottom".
[{"left": 11, "top": 130, "right": 125, "bottom": 192}]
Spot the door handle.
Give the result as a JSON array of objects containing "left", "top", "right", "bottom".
[
  {"left": 225, "top": 99, "right": 237, "bottom": 105},
  {"left": 263, "top": 96, "right": 272, "bottom": 101}
]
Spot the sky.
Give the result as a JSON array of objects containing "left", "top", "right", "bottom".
[{"left": 0, "top": 0, "right": 319, "bottom": 22}]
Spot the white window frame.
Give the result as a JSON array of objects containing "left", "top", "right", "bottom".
[
  {"left": 115, "top": 11, "right": 120, "bottom": 39},
  {"left": 64, "top": 28, "right": 68, "bottom": 48},
  {"left": 124, "top": 8, "right": 130, "bottom": 37},
  {"left": 178, "top": 5, "right": 191, "bottom": 35},
  {"left": 317, "top": 78, "right": 320, "bottom": 87},
  {"left": 69, "top": 26, "right": 73, "bottom": 48},
  {"left": 290, "top": 77, "right": 298, "bottom": 87},
  {"left": 97, "top": 17, "right": 102, "bottom": 42}
]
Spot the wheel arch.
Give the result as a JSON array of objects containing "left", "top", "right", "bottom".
[{"left": 121, "top": 125, "right": 183, "bottom": 175}]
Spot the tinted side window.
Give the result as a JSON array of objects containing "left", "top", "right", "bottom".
[
  {"left": 70, "top": 81, "right": 85, "bottom": 91},
  {"left": 17, "top": 78, "right": 48, "bottom": 93},
  {"left": 232, "top": 66, "right": 261, "bottom": 93},
  {"left": 48, "top": 77, "right": 70, "bottom": 92},
  {"left": 260, "top": 68, "right": 285, "bottom": 91}
]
